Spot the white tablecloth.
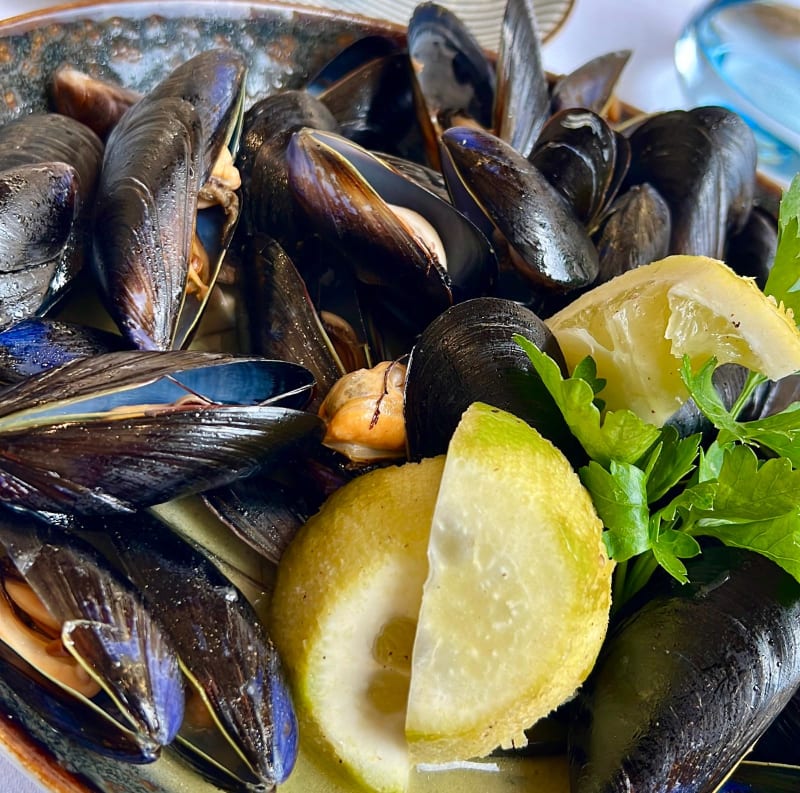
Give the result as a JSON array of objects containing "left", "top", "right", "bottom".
[{"left": 0, "top": 0, "right": 708, "bottom": 791}]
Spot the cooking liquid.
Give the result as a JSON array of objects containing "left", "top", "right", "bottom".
[{"left": 675, "top": 0, "right": 800, "bottom": 184}]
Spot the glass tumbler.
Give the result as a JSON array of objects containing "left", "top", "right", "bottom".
[{"left": 674, "top": 0, "right": 800, "bottom": 185}]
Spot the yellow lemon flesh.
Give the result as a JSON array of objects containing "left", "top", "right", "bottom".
[
  {"left": 406, "top": 402, "right": 613, "bottom": 764},
  {"left": 546, "top": 255, "right": 800, "bottom": 425},
  {"left": 269, "top": 457, "right": 445, "bottom": 793}
]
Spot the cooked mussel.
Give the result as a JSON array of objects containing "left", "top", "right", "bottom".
[
  {"left": 404, "top": 297, "right": 577, "bottom": 460},
  {"left": 0, "top": 508, "right": 183, "bottom": 762},
  {"left": 93, "top": 49, "right": 246, "bottom": 350},
  {"left": 95, "top": 511, "right": 297, "bottom": 789},
  {"left": 624, "top": 106, "right": 758, "bottom": 258},
  {"left": 568, "top": 547, "right": 800, "bottom": 793},
  {"left": 0, "top": 350, "right": 322, "bottom": 514},
  {"left": 440, "top": 126, "right": 599, "bottom": 297},
  {"left": 0, "top": 113, "right": 103, "bottom": 329},
  {"left": 286, "top": 128, "right": 497, "bottom": 353}
]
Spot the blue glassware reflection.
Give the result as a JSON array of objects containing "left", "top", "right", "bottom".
[{"left": 675, "top": 0, "right": 800, "bottom": 185}]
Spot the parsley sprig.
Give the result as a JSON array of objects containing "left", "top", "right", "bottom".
[{"left": 515, "top": 175, "right": 800, "bottom": 609}]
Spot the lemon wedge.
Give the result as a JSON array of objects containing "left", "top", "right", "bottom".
[
  {"left": 406, "top": 402, "right": 612, "bottom": 764},
  {"left": 269, "top": 457, "right": 445, "bottom": 793},
  {"left": 545, "top": 255, "right": 800, "bottom": 425}
]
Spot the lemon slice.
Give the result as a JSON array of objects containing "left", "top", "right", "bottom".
[
  {"left": 406, "top": 402, "right": 612, "bottom": 764},
  {"left": 269, "top": 457, "right": 445, "bottom": 793},
  {"left": 545, "top": 255, "right": 800, "bottom": 425}
]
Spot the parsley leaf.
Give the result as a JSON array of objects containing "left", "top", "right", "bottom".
[
  {"left": 514, "top": 334, "right": 659, "bottom": 466},
  {"left": 765, "top": 174, "right": 800, "bottom": 322}
]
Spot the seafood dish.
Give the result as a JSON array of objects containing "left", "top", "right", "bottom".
[{"left": 0, "top": 1, "right": 797, "bottom": 792}]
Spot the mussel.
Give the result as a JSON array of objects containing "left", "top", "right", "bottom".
[
  {"left": 0, "top": 350, "right": 322, "bottom": 514},
  {"left": 93, "top": 49, "right": 246, "bottom": 350},
  {"left": 0, "top": 508, "right": 183, "bottom": 762},
  {"left": 0, "top": 113, "right": 103, "bottom": 330},
  {"left": 94, "top": 510, "right": 298, "bottom": 790},
  {"left": 569, "top": 547, "right": 800, "bottom": 793}
]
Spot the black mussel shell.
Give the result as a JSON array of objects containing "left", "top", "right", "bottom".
[
  {"left": 407, "top": 2, "right": 494, "bottom": 165},
  {"left": 287, "top": 128, "right": 497, "bottom": 348},
  {"left": 318, "top": 51, "right": 421, "bottom": 159},
  {"left": 404, "top": 296, "right": 577, "bottom": 461},
  {"left": 529, "top": 108, "right": 621, "bottom": 229},
  {"left": 238, "top": 233, "right": 345, "bottom": 410},
  {"left": 0, "top": 509, "right": 184, "bottom": 760},
  {"left": 493, "top": 0, "right": 550, "bottom": 157},
  {"left": 237, "top": 89, "right": 339, "bottom": 247},
  {"left": 569, "top": 547, "right": 800, "bottom": 793},
  {"left": 98, "top": 511, "right": 297, "bottom": 788},
  {"left": 0, "top": 351, "right": 323, "bottom": 514},
  {"left": 724, "top": 205, "right": 778, "bottom": 288},
  {"left": 594, "top": 183, "right": 672, "bottom": 282},
  {"left": 50, "top": 64, "right": 142, "bottom": 141},
  {"left": 550, "top": 50, "right": 632, "bottom": 116},
  {"left": 440, "top": 126, "right": 599, "bottom": 295},
  {"left": 0, "top": 114, "right": 103, "bottom": 330},
  {"left": 625, "top": 107, "right": 757, "bottom": 259}
]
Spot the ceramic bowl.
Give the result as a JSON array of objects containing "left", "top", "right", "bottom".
[{"left": 0, "top": 2, "right": 785, "bottom": 793}]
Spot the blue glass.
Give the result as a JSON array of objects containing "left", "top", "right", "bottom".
[{"left": 675, "top": 0, "right": 800, "bottom": 185}]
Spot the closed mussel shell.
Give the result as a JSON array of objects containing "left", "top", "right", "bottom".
[
  {"left": 529, "top": 108, "right": 620, "bottom": 229},
  {"left": 624, "top": 107, "right": 757, "bottom": 259},
  {"left": 569, "top": 547, "right": 800, "bottom": 793},
  {"left": 440, "top": 125, "right": 599, "bottom": 295},
  {"left": 594, "top": 182, "right": 672, "bottom": 282},
  {"left": 0, "top": 114, "right": 103, "bottom": 329},
  {"left": 404, "top": 296, "right": 577, "bottom": 460}
]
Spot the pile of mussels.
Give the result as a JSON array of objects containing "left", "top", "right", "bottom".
[{"left": 0, "top": 0, "right": 798, "bottom": 791}]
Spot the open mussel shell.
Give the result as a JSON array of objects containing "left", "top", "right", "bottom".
[
  {"left": 238, "top": 234, "right": 345, "bottom": 410},
  {"left": 95, "top": 511, "right": 297, "bottom": 789},
  {"left": 550, "top": 50, "right": 632, "bottom": 116},
  {"left": 0, "top": 318, "right": 128, "bottom": 385},
  {"left": 93, "top": 49, "right": 246, "bottom": 351},
  {"left": 0, "top": 350, "right": 323, "bottom": 514},
  {"left": 0, "top": 508, "right": 183, "bottom": 761},
  {"left": 404, "top": 296, "right": 577, "bottom": 461},
  {"left": 568, "top": 547, "right": 800, "bottom": 793},
  {"left": 236, "top": 89, "right": 339, "bottom": 253},
  {"left": 317, "top": 50, "right": 421, "bottom": 159},
  {"left": 406, "top": 1, "right": 494, "bottom": 166},
  {"left": 287, "top": 128, "right": 497, "bottom": 348},
  {"left": 440, "top": 125, "right": 599, "bottom": 296},
  {"left": 493, "top": 0, "right": 550, "bottom": 158}
]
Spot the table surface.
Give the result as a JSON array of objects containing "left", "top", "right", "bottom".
[{"left": 0, "top": 0, "right": 710, "bottom": 790}]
